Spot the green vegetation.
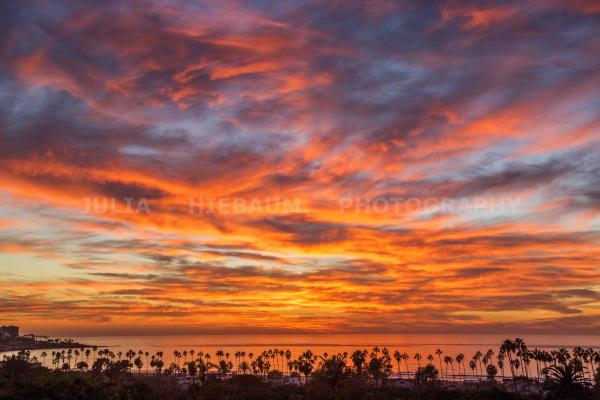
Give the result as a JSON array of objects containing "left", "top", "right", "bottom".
[{"left": 1, "top": 339, "right": 599, "bottom": 399}]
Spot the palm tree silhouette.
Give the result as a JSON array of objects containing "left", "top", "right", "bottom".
[
  {"left": 532, "top": 349, "right": 543, "bottom": 380},
  {"left": 435, "top": 349, "right": 443, "bottom": 376},
  {"left": 401, "top": 352, "right": 409, "bottom": 378},
  {"left": 443, "top": 356, "right": 452, "bottom": 380},
  {"left": 414, "top": 353, "right": 422, "bottom": 370},
  {"left": 473, "top": 351, "right": 483, "bottom": 377},
  {"left": 31, "top": 337, "right": 600, "bottom": 391},
  {"left": 497, "top": 351, "right": 505, "bottom": 379},
  {"left": 515, "top": 338, "right": 529, "bottom": 377},
  {"left": 469, "top": 359, "right": 477, "bottom": 378},
  {"left": 126, "top": 350, "right": 135, "bottom": 365},
  {"left": 351, "top": 350, "right": 367, "bottom": 377},
  {"left": 456, "top": 353, "right": 465, "bottom": 378},
  {"left": 134, "top": 356, "right": 143, "bottom": 373},
  {"left": 446, "top": 356, "right": 455, "bottom": 381},
  {"left": 393, "top": 351, "right": 402, "bottom": 378},
  {"left": 543, "top": 361, "right": 590, "bottom": 400},
  {"left": 234, "top": 351, "right": 240, "bottom": 372}
]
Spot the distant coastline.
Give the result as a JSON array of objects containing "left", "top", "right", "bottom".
[{"left": 0, "top": 336, "right": 94, "bottom": 353}]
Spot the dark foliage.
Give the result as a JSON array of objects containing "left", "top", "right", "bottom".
[
  {"left": 2, "top": 338, "right": 600, "bottom": 400},
  {"left": 0, "top": 359, "right": 543, "bottom": 400}
]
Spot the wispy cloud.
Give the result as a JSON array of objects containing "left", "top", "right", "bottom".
[{"left": 0, "top": 0, "right": 599, "bottom": 335}]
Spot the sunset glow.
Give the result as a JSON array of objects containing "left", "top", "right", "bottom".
[{"left": 1, "top": 0, "right": 599, "bottom": 337}]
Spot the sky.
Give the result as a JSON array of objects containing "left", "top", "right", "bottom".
[{"left": 0, "top": 0, "right": 599, "bottom": 337}]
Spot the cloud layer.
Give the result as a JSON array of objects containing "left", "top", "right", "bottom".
[{"left": 0, "top": 0, "right": 599, "bottom": 336}]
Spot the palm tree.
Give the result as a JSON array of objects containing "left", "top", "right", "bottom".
[
  {"left": 501, "top": 339, "right": 517, "bottom": 378},
  {"left": 285, "top": 350, "right": 291, "bottom": 375},
  {"left": 273, "top": 349, "right": 279, "bottom": 370},
  {"left": 532, "top": 349, "right": 543, "bottom": 381},
  {"left": 134, "top": 356, "right": 143, "bottom": 373},
  {"left": 522, "top": 350, "right": 531, "bottom": 378},
  {"left": 484, "top": 350, "right": 494, "bottom": 365},
  {"left": 515, "top": 338, "right": 527, "bottom": 368},
  {"left": 579, "top": 348, "right": 592, "bottom": 381},
  {"left": 393, "top": 351, "right": 402, "bottom": 378},
  {"left": 427, "top": 354, "right": 434, "bottom": 366},
  {"left": 448, "top": 356, "right": 456, "bottom": 381},
  {"left": 435, "top": 349, "right": 443, "bottom": 376},
  {"left": 188, "top": 360, "right": 198, "bottom": 383},
  {"left": 351, "top": 350, "right": 368, "bottom": 377},
  {"left": 297, "top": 350, "right": 316, "bottom": 383},
  {"left": 456, "top": 353, "right": 465, "bottom": 378},
  {"left": 473, "top": 351, "right": 483, "bottom": 377},
  {"left": 401, "top": 353, "right": 409, "bottom": 378},
  {"left": 40, "top": 351, "right": 47, "bottom": 367},
  {"left": 414, "top": 353, "right": 422, "bottom": 370},
  {"left": 443, "top": 356, "right": 452, "bottom": 381},
  {"left": 367, "top": 349, "right": 392, "bottom": 387},
  {"left": 497, "top": 351, "right": 505, "bottom": 379},
  {"left": 469, "top": 360, "right": 477, "bottom": 378},
  {"left": 239, "top": 360, "right": 249, "bottom": 374},
  {"left": 126, "top": 349, "right": 136, "bottom": 365},
  {"left": 234, "top": 351, "right": 240, "bottom": 372},
  {"left": 512, "top": 358, "right": 522, "bottom": 378},
  {"left": 543, "top": 361, "right": 591, "bottom": 400},
  {"left": 279, "top": 349, "right": 284, "bottom": 372}
]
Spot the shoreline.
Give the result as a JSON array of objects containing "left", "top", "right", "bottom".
[{"left": 0, "top": 339, "right": 97, "bottom": 353}]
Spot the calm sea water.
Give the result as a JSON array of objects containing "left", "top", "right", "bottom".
[{"left": 5, "top": 333, "right": 599, "bottom": 376}]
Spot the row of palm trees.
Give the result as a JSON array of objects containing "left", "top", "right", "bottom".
[
  {"left": 35, "top": 339, "right": 599, "bottom": 384},
  {"left": 41, "top": 347, "right": 163, "bottom": 375},
  {"left": 6, "top": 347, "right": 596, "bottom": 399}
]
